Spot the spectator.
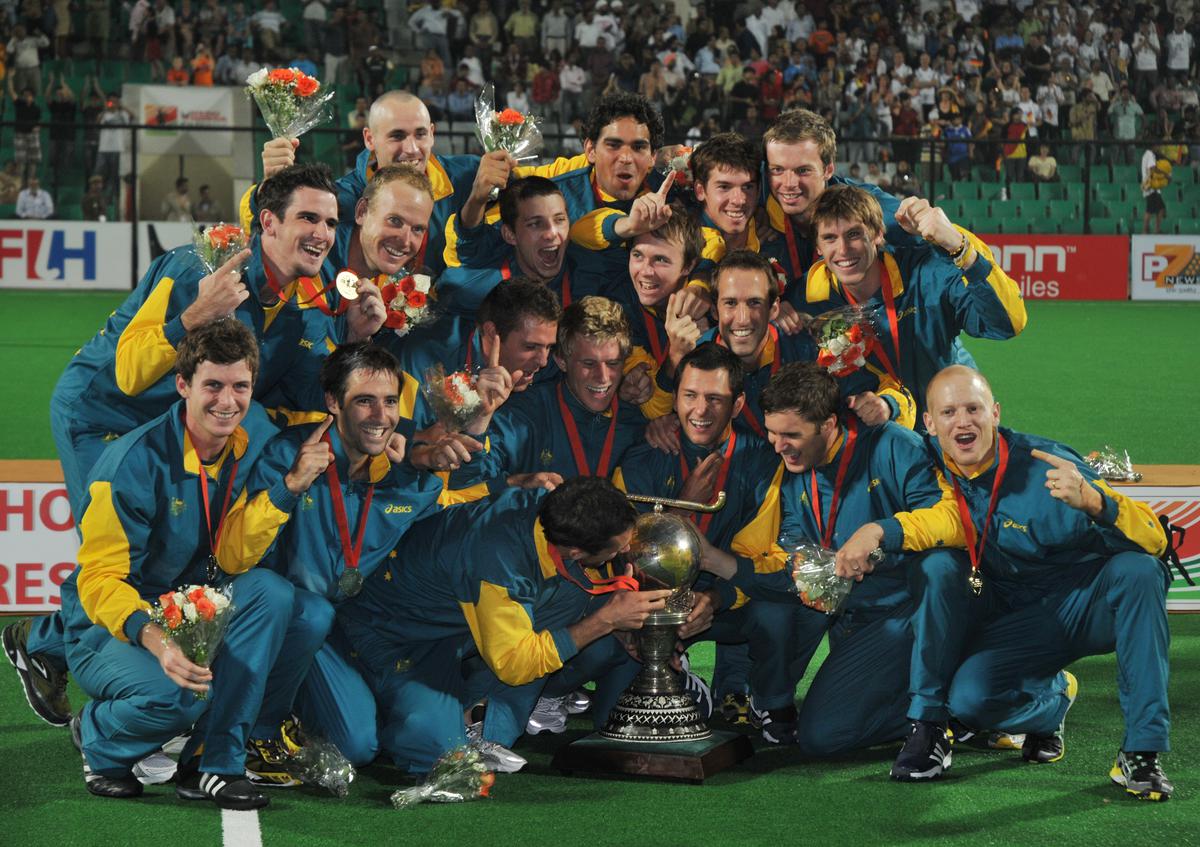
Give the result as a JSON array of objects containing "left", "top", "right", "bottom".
[
  {"left": 1002, "top": 106, "right": 1030, "bottom": 183},
  {"left": 729, "top": 66, "right": 759, "bottom": 121},
  {"left": 251, "top": 0, "right": 288, "bottom": 62},
  {"left": 192, "top": 183, "right": 220, "bottom": 222},
  {"left": 361, "top": 45, "right": 393, "bottom": 100},
  {"left": 8, "top": 82, "right": 42, "bottom": 184},
  {"left": 1069, "top": 88, "right": 1100, "bottom": 162},
  {"left": 96, "top": 93, "right": 132, "bottom": 205},
  {"left": 447, "top": 77, "right": 476, "bottom": 119},
  {"left": 1166, "top": 16, "right": 1195, "bottom": 81},
  {"left": 716, "top": 49, "right": 743, "bottom": 96},
  {"left": 192, "top": 44, "right": 215, "bottom": 86},
  {"left": 291, "top": 49, "right": 319, "bottom": 81},
  {"left": 506, "top": 80, "right": 532, "bottom": 113},
  {"left": 1108, "top": 85, "right": 1145, "bottom": 163},
  {"left": 530, "top": 58, "right": 561, "bottom": 118},
  {"left": 1132, "top": 20, "right": 1162, "bottom": 102},
  {"left": 0, "top": 161, "right": 21, "bottom": 205},
  {"left": 1027, "top": 142, "right": 1058, "bottom": 183},
  {"left": 505, "top": 0, "right": 538, "bottom": 54},
  {"left": 944, "top": 111, "right": 973, "bottom": 180},
  {"left": 85, "top": 0, "right": 113, "bottom": 67},
  {"left": 420, "top": 47, "right": 445, "bottom": 89},
  {"left": 160, "top": 177, "right": 193, "bottom": 221},
  {"left": 541, "top": 0, "right": 572, "bottom": 59},
  {"left": 409, "top": 0, "right": 457, "bottom": 68},
  {"left": 302, "top": 0, "right": 327, "bottom": 53},
  {"left": 166, "top": 56, "right": 191, "bottom": 85},
  {"left": 6, "top": 24, "right": 50, "bottom": 95},
  {"left": 197, "top": 0, "right": 227, "bottom": 54},
  {"left": 734, "top": 102, "right": 766, "bottom": 142},
  {"left": 323, "top": 7, "right": 350, "bottom": 87},
  {"left": 1140, "top": 143, "right": 1171, "bottom": 233},
  {"left": 16, "top": 175, "right": 54, "bottom": 219},
  {"left": 892, "top": 91, "right": 922, "bottom": 166},
  {"left": 44, "top": 74, "right": 77, "bottom": 194},
  {"left": 81, "top": 174, "right": 107, "bottom": 221},
  {"left": 559, "top": 48, "right": 588, "bottom": 123}
]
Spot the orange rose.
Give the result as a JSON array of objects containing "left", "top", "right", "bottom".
[
  {"left": 187, "top": 587, "right": 206, "bottom": 603},
  {"left": 496, "top": 108, "right": 525, "bottom": 126},
  {"left": 268, "top": 68, "right": 296, "bottom": 84},
  {"left": 406, "top": 290, "right": 427, "bottom": 308},
  {"left": 195, "top": 596, "right": 217, "bottom": 621},
  {"left": 164, "top": 605, "right": 183, "bottom": 629},
  {"left": 294, "top": 74, "right": 319, "bottom": 97},
  {"left": 207, "top": 224, "right": 243, "bottom": 249},
  {"left": 846, "top": 324, "right": 863, "bottom": 343}
]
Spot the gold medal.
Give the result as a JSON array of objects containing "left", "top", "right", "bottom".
[
  {"left": 337, "top": 568, "right": 364, "bottom": 599},
  {"left": 335, "top": 270, "right": 361, "bottom": 300}
]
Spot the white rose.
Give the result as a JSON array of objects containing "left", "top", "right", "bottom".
[
  {"left": 184, "top": 603, "right": 199, "bottom": 622},
  {"left": 172, "top": 591, "right": 186, "bottom": 607},
  {"left": 827, "top": 336, "right": 846, "bottom": 355},
  {"left": 211, "top": 592, "right": 230, "bottom": 611},
  {"left": 246, "top": 67, "right": 268, "bottom": 87},
  {"left": 413, "top": 274, "right": 432, "bottom": 294}
]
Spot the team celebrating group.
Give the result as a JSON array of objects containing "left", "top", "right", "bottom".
[{"left": 2, "top": 87, "right": 1176, "bottom": 810}]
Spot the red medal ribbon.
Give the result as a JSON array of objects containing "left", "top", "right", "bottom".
[
  {"left": 559, "top": 269, "right": 573, "bottom": 307},
  {"left": 294, "top": 270, "right": 355, "bottom": 316},
  {"left": 948, "top": 434, "right": 1010, "bottom": 585},
  {"left": 323, "top": 434, "right": 375, "bottom": 577},
  {"left": 678, "top": 430, "right": 736, "bottom": 536},
  {"left": 464, "top": 328, "right": 478, "bottom": 371},
  {"left": 500, "top": 258, "right": 513, "bottom": 281},
  {"left": 548, "top": 544, "right": 639, "bottom": 595},
  {"left": 556, "top": 382, "right": 619, "bottom": 478},
  {"left": 642, "top": 306, "right": 667, "bottom": 365},
  {"left": 808, "top": 417, "right": 858, "bottom": 548},
  {"left": 198, "top": 455, "right": 239, "bottom": 567},
  {"left": 841, "top": 262, "right": 901, "bottom": 382},
  {"left": 784, "top": 216, "right": 801, "bottom": 282}
]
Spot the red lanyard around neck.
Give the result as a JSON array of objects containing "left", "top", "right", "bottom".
[
  {"left": 678, "top": 430, "right": 736, "bottom": 536},
  {"left": 557, "top": 381, "right": 619, "bottom": 478},
  {"left": 808, "top": 417, "right": 858, "bottom": 548},
  {"left": 323, "top": 434, "right": 376, "bottom": 576},
  {"left": 948, "top": 434, "right": 1010, "bottom": 587}
]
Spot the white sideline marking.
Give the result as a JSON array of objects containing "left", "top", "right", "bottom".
[{"left": 222, "top": 809, "right": 263, "bottom": 847}]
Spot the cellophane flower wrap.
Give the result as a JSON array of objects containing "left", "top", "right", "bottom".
[
  {"left": 390, "top": 745, "right": 495, "bottom": 809},
  {"left": 381, "top": 271, "right": 436, "bottom": 336},
  {"left": 809, "top": 305, "right": 879, "bottom": 378},
  {"left": 780, "top": 536, "right": 853, "bottom": 615},
  {"left": 150, "top": 585, "right": 234, "bottom": 700},
  {"left": 422, "top": 363, "right": 484, "bottom": 433},
  {"left": 192, "top": 223, "right": 248, "bottom": 274},
  {"left": 474, "top": 83, "right": 543, "bottom": 159},
  {"left": 245, "top": 67, "right": 334, "bottom": 138},
  {"left": 657, "top": 145, "right": 693, "bottom": 189},
  {"left": 1085, "top": 445, "right": 1143, "bottom": 482},
  {"left": 291, "top": 733, "right": 356, "bottom": 797}
]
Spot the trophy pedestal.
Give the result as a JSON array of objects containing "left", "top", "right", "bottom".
[{"left": 551, "top": 730, "right": 753, "bottom": 784}]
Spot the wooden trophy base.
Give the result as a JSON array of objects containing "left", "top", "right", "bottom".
[{"left": 550, "top": 730, "right": 753, "bottom": 784}]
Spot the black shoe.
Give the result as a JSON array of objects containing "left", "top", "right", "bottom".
[
  {"left": 1110, "top": 751, "right": 1174, "bottom": 802},
  {"left": 244, "top": 717, "right": 307, "bottom": 788},
  {"left": 749, "top": 699, "right": 797, "bottom": 744},
  {"left": 1022, "top": 671, "right": 1077, "bottom": 764},
  {"left": 4, "top": 619, "right": 72, "bottom": 726},
  {"left": 891, "top": 721, "right": 953, "bottom": 781},
  {"left": 72, "top": 715, "right": 142, "bottom": 799},
  {"left": 717, "top": 693, "right": 752, "bottom": 726},
  {"left": 177, "top": 765, "right": 269, "bottom": 810}
]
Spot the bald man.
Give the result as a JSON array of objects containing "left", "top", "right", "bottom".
[
  {"left": 838, "top": 366, "right": 1176, "bottom": 800},
  {"left": 252, "top": 91, "right": 496, "bottom": 276}
]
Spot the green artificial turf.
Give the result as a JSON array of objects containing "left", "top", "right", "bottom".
[
  {"left": 2, "top": 293, "right": 1198, "bottom": 463},
  {"left": 1, "top": 621, "right": 1197, "bottom": 847}
]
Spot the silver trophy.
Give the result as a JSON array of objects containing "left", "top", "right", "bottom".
[{"left": 600, "top": 493, "right": 725, "bottom": 743}]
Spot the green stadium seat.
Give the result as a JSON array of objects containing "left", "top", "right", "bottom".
[
  {"left": 1094, "top": 183, "right": 1125, "bottom": 203},
  {"left": 971, "top": 165, "right": 997, "bottom": 182},
  {"left": 1039, "top": 183, "right": 1067, "bottom": 200},
  {"left": 1112, "top": 165, "right": 1139, "bottom": 186},
  {"left": 1057, "top": 164, "right": 1082, "bottom": 182},
  {"left": 939, "top": 199, "right": 965, "bottom": 220},
  {"left": 949, "top": 182, "right": 979, "bottom": 200},
  {"left": 961, "top": 198, "right": 992, "bottom": 221},
  {"left": 997, "top": 217, "right": 1032, "bottom": 234},
  {"left": 979, "top": 182, "right": 1005, "bottom": 200},
  {"left": 1174, "top": 218, "right": 1200, "bottom": 235},
  {"left": 1089, "top": 217, "right": 1128, "bottom": 234},
  {"left": 1008, "top": 182, "right": 1037, "bottom": 200},
  {"left": 1047, "top": 200, "right": 1080, "bottom": 221},
  {"left": 1063, "top": 183, "right": 1085, "bottom": 205}
]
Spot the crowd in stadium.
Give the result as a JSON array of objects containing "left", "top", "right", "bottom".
[
  {"left": 1, "top": 0, "right": 1199, "bottom": 216},
  {"left": 0, "top": 0, "right": 1184, "bottom": 817}
]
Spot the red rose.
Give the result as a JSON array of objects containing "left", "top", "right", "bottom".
[
  {"left": 817, "top": 349, "right": 836, "bottom": 368},
  {"left": 385, "top": 310, "right": 408, "bottom": 330},
  {"left": 187, "top": 587, "right": 206, "bottom": 603},
  {"left": 195, "top": 596, "right": 217, "bottom": 621},
  {"left": 164, "top": 605, "right": 183, "bottom": 629},
  {"left": 294, "top": 74, "right": 319, "bottom": 97},
  {"left": 406, "top": 290, "right": 427, "bottom": 308},
  {"left": 268, "top": 68, "right": 296, "bottom": 84},
  {"left": 397, "top": 275, "right": 416, "bottom": 294},
  {"left": 846, "top": 324, "right": 863, "bottom": 343},
  {"left": 496, "top": 108, "right": 525, "bottom": 125}
]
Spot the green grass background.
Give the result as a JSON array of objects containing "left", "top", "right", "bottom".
[{"left": 1, "top": 292, "right": 1197, "bottom": 845}]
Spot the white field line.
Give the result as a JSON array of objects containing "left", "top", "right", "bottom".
[{"left": 222, "top": 809, "right": 263, "bottom": 847}]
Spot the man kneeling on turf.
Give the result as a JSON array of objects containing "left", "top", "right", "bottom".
[
  {"left": 838, "top": 365, "right": 1175, "bottom": 799},
  {"left": 58, "top": 320, "right": 298, "bottom": 809}
]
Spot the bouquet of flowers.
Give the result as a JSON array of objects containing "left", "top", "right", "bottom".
[
  {"left": 391, "top": 745, "right": 495, "bottom": 809},
  {"left": 150, "top": 585, "right": 234, "bottom": 700},
  {"left": 809, "top": 305, "right": 879, "bottom": 378},
  {"left": 475, "top": 83, "right": 543, "bottom": 161},
  {"left": 192, "top": 223, "right": 248, "bottom": 274},
  {"left": 655, "top": 144, "right": 693, "bottom": 189},
  {"left": 422, "top": 363, "right": 485, "bottom": 433},
  {"left": 290, "top": 734, "right": 356, "bottom": 798},
  {"left": 381, "top": 271, "right": 436, "bottom": 337},
  {"left": 1085, "top": 445, "right": 1143, "bottom": 482},
  {"left": 780, "top": 536, "right": 855, "bottom": 615},
  {"left": 245, "top": 67, "right": 335, "bottom": 138}
]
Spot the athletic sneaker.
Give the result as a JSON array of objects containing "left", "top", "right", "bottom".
[
  {"left": 525, "top": 696, "right": 569, "bottom": 735},
  {"left": 750, "top": 700, "right": 797, "bottom": 745},
  {"left": 891, "top": 721, "right": 953, "bottom": 781},
  {"left": 564, "top": 688, "right": 592, "bottom": 715},
  {"left": 244, "top": 717, "right": 306, "bottom": 787},
  {"left": 132, "top": 751, "right": 178, "bottom": 785},
  {"left": 717, "top": 693, "right": 752, "bottom": 726},
  {"left": 4, "top": 619, "right": 72, "bottom": 726},
  {"left": 1110, "top": 751, "right": 1174, "bottom": 802},
  {"left": 678, "top": 653, "right": 713, "bottom": 720},
  {"left": 948, "top": 718, "right": 1025, "bottom": 750},
  {"left": 467, "top": 722, "right": 527, "bottom": 773},
  {"left": 71, "top": 714, "right": 142, "bottom": 799},
  {"left": 1022, "top": 671, "right": 1078, "bottom": 764},
  {"left": 177, "top": 759, "right": 269, "bottom": 811}
]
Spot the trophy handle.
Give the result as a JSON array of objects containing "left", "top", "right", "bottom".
[{"left": 625, "top": 491, "right": 727, "bottom": 513}]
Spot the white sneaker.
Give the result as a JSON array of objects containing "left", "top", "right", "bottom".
[
  {"left": 525, "top": 696, "right": 569, "bottom": 734},
  {"left": 132, "top": 751, "right": 178, "bottom": 785},
  {"left": 466, "top": 722, "right": 527, "bottom": 773},
  {"left": 564, "top": 689, "right": 592, "bottom": 715}
]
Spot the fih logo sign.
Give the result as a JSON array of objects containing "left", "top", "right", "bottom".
[
  {"left": 0, "top": 228, "right": 98, "bottom": 280},
  {"left": 1143, "top": 243, "right": 1200, "bottom": 289}
]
